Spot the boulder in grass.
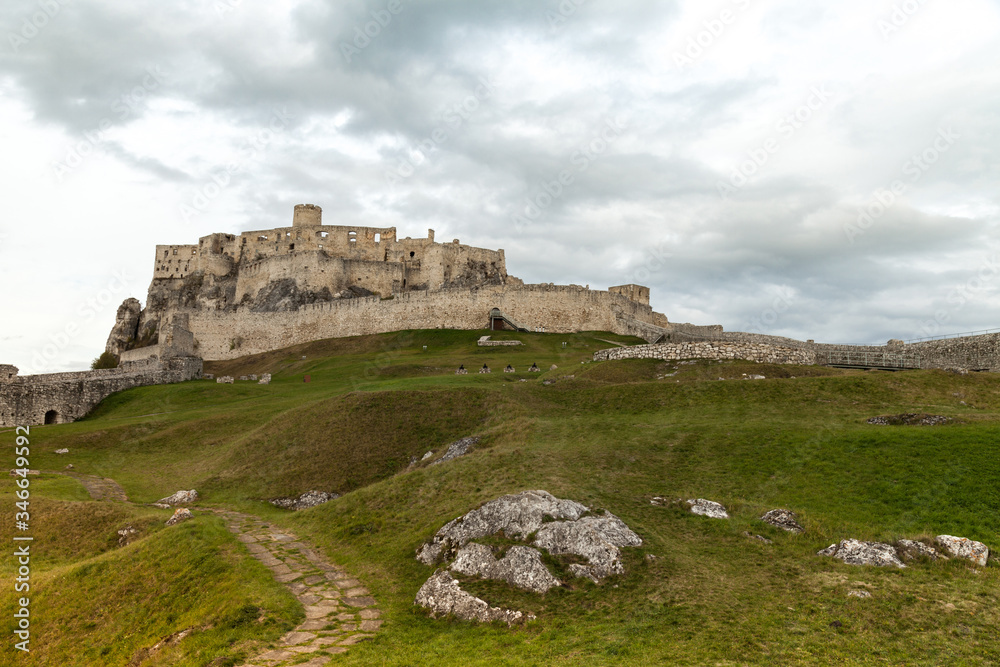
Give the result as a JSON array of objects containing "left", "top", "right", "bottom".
[
  {"left": 416, "top": 490, "right": 587, "bottom": 565},
  {"left": 450, "top": 544, "right": 561, "bottom": 594},
  {"left": 55, "top": 449, "right": 69, "bottom": 454},
  {"left": 686, "top": 498, "right": 729, "bottom": 519},
  {"left": 414, "top": 571, "right": 534, "bottom": 626},
  {"left": 158, "top": 490, "right": 198, "bottom": 505},
  {"left": 936, "top": 535, "right": 989, "bottom": 567},
  {"left": 166, "top": 508, "right": 194, "bottom": 526},
  {"left": 760, "top": 509, "right": 804, "bottom": 533},
  {"left": 817, "top": 539, "right": 905, "bottom": 568},
  {"left": 532, "top": 512, "right": 643, "bottom": 581}
]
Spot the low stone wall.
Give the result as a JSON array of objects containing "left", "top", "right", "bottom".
[
  {"left": 595, "top": 330, "right": 1000, "bottom": 372},
  {"left": 593, "top": 341, "right": 815, "bottom": 365},
  {"left": 0, "top": 357, "right": 203, "bottom": 427}
]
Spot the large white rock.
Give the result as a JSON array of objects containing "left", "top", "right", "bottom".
[
  {"left": 532, "top": 512, "right": 643, "bottom": 580},
  {"left": 414, "top": 571, "right": 534, "bottom": 625},
  {"left": 450, "top": 544, "right": 561, "bottom": 594},
  {"left": 936, "top": 535, "right": 989, "bottom": 567},
  {"left": 817, "top": 539, "right": 905, "bottom": 568},
  {"left": 686, "top": 498, "right": 729, "bottom": 519},
  {"left": 158, "top": 490, "right": 198, "bottom": 505},
  {"left": 416, "top": 490, "right": 588, "bottom": 564}
]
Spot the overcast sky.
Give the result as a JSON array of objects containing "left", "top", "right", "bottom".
[{"left": 2, "top": 0, "right": 999, "bottom": 374}]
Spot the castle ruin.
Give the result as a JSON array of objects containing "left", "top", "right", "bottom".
[{"left": 109, "top": 204, "right": 711, "bottom": 362}]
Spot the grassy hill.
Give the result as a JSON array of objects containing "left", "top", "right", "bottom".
[{"left": 2, "top": 329, "right": 999, "bottom": 665}]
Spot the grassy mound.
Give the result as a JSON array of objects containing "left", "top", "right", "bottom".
[{"left": 3, "top": 329, "right": 999, "bottom": 665}]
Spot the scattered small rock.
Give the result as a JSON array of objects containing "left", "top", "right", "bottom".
[
  {"left": 542, "top": 379, "right": 556, "bottom": 386},
  {"left": 55, "top": 448, "right": 69, "bottom": 454},
  {"left": 744, "top": 531, "right": 773, "bottom": 544},
  {"left": 166, "top": 508, "right": 194, "bottom": 526},
  {"left": 270, "top": 490, "right": 339, "bottom": 511},
  {"left": 817, "top": 539, "right": 905, "bottom": 568},
  {"left": 549, "top": 364, "right": 558, "bottom": 371},
  {"left": 258, "top": 373, "right": 271, "bottom": 385},
  {"left": 117, "top": 525, "right": 139, "bottom": 546},
  {"left": 414, "top": 570, "right": 534, "bottom": 626},
  {"left": 65, "top": 464, "right": 74, "bottom": 469},
  {"left": 760, "top": 509, "right": 804, "bottom": 534},
  {"left": 421, "top": 451, "right": 435, "bottom": 461},
  {"left": 686, "top": 498, "right": 729, "bottom": 520},
  {"left": 936, "top": 535, "right": 989, "bottom": 567},
  {"left": 151, "top": 503, "right": 171, "bottom": 509},
  {"left": 431, "top": 437, "right": 480, "bottom": 466},
  {"left": 847, "top": 590, "right": 872, "bottom": 599},
  {"left": 866, "top": 413, "right": 952, "bottom": 426},
  {"left": 158, "top": 490, "right": 198, "bottom": 505},
  {"left": 217, "top": 376, "right": 235, "bottom": 384}
]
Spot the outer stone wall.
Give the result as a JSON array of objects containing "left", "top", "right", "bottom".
[
  {"left": 593, "top": 341, "right": 816, "bottom": 365},
  {"left": 187, "top": 283, "right": 664, "bottom": 360},
  {"left": 0, "top": 358, "right": 202, "bottom": 427}
]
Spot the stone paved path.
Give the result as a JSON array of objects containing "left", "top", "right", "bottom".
[
  {"left": 215, "top": 510, "right": 382, "bottom": 666},
  {"left": 47, "top": 470, "right": 380, "bottom": 665}
]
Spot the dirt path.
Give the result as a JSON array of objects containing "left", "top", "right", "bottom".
[
  {"left": 215, "top": 510, "right": 382, "bottom": 666},
  {"left": 43, "top": 470, "right": 130, "bottom": 502}
]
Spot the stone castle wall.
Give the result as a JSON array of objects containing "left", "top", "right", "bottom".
[
  {"left": 0, "top": 357, "right": 203, "bottom": 428},
  {"left": 593, "top": 341, "right": 815, "bottom": 366},
  {"left": 189, "top": 283, "right": 661, "bottom": 360},
  {"left": 595, "top": 330, "right": 1000, "bottom": 372}
]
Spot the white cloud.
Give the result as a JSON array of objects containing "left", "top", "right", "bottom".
[{"left": 1, "top": 0, "right": 999, "bottom": 372}]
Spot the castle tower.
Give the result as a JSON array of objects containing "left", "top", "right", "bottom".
[{"left": 293, "top": 204, "right": 322, "bottom": 227}]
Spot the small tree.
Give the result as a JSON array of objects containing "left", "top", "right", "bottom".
[{"left": 91, "top": 351, "right": 119, "bottom": 370}]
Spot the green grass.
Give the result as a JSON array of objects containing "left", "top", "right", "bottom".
[{"left": 2, "top": 329, "right": 999, "bottom": 665}]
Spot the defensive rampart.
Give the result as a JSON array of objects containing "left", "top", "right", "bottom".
[
  {"left": 0, "top": 357, "right": 202, "bottom": 428},
  {"left": 187, "top": 283, "right": 667, "bottom": 360}
]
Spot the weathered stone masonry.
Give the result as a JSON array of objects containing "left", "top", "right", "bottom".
[
  {"left": 0, "top": 357, "right": 202, "bottom": 428},
  {"left": 594, "top": 341, "right": 815, "bottom": 366},
  {"left": 595, "top": 331, "right": 1000, "bottom": 372}
]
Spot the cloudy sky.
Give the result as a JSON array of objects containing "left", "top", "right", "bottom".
[{"left": 2, "top": 0, "right": 999, "bottom": 373}]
